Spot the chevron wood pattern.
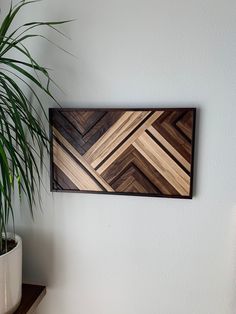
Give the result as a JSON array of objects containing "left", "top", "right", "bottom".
[{"left": 50, "top": 108, "right": 196, "bottom": 198}]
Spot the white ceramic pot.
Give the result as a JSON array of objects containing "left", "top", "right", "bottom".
[{"left": 0, "top": 235, "right": 22, "bottom": 314}]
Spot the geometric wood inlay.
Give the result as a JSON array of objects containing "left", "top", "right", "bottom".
[{"left": 50, "top": 108, "right": 196, "bottom": 198}]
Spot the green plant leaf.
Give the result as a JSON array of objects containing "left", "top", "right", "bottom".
[{"left": 0, "top": 0, "right": 71, "bottom": 253}]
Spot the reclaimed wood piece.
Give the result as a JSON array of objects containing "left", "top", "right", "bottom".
[
  {"left": 53, "top": 127, "right": 114, "bottom": 192},
  {"left": 14, "top": 284, "right": 46, "bottom": 314},
  {"left": 84, "top": 111, "right": 151, "bottom": 168},
  {"left": 50, "top": 108, "right": 196, "bottom": 198}
]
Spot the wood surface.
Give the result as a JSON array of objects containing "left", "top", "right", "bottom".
[
  {"left": 50, "top": 108, "right": 196, "bottom": 198},
  {"left": 14, "top": 284, "right": 46, "bottom": 314}
]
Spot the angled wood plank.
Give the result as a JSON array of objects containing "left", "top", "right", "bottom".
[
  {"left": 53, "top": 127, "right": 114, "bottom": 192},
  {"left": 132, "top": 132, "right": 190, "bottom": 195},
  {"left": 96, "top": 111, "right": 164, "bottom": 174},
  {"left": 53, "top": 142, "right": 103, "bottom": 191},
  {"left": 84, "top": 111, "right": 151, "bottom": 168},
  {"left": 152, "top": 110, "right": 193, "bottom": 162},
  {"left": 147, "top": 126, "right": 191, "bottom": 172}
]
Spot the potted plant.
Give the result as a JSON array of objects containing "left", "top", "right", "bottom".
[{"left": 0, "top": 1, "right": 69, "bottom": 312}]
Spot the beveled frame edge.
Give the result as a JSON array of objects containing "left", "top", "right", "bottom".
[{"left": 49, "top": 107, "right": 197, "bottom": 199}]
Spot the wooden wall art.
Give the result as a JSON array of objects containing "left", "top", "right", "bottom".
[{"left": 50, "top": 108, "right": 196, "bottom": 198}]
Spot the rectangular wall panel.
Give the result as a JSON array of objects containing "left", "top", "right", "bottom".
[{"left": 50, "top": 108, "right": 196, "bottom": 198}]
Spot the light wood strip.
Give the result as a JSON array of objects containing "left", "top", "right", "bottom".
[
  {"left": 97, "top": 111, "right": 164, "bottom": 175},
  {"left": 133, "top": 133, "right": 190, "bottom": 195},
  {"left": 147, "top": 126, "right": 191, "bottom": 172},
  {"left": 84, "top": 111, "right": 151, "bottom": 168},
  {"left": 53, "top": 142, "right": 102, "bottom": 191},
  {"left": 53, "top": 127, "right": 114, "bottom": 192}
]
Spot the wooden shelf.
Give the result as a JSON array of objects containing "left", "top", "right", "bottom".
[{"left": 14, "top": 284, "right": 46, "bottom": 314}]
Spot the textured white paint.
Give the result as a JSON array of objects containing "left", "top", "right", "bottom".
[{"left": 1, "top": 0, "right": 236, "bottom": 313}]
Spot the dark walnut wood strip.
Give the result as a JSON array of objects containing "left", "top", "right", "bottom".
[
  {"left": 82, "top": 111, "right": 124, "bottom": 145},
  {"left": 53, "top": 164, "right": 78, "bottom": 190},
  {"left": 101, "top": 145, "right": 180, "bottom": 195},
  {"left": 52, "top": 111, "right": 86, "bottom": 155},
  {"left": 111, "top": 163, "right": 161, "bottom": 194},
  {"left": 14, "top": 284, "right": 46, "bottom": 314},
  {"left": 53, "top": 110, "right": 124, "bottom": 154},
  {"left": 175, "top": 110, "right": 193, "bottom": 140},
  {"left": 61, "top": 110, "right": 107, "bottom": 135},
  {"left": 152, "top": 110, "right": 194, "bottom": 163}
]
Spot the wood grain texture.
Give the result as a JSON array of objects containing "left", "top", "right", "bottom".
[
  {"left": 133, "top": 133, "right": 190, "bottom": 195},
  {"left": 84, "top": 111, "right": 151, "bottom": 168},
  {"left": 53, "top": 141, "right": 103, "bottom": 191},
  {"left": 53, "top": 127, "right": 114, "bottom": 192},
  {"left": 50, "top": 108, "right": 196, "bottom": 198}
]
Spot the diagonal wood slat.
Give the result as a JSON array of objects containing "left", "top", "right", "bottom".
[
  {"left": 50, "top": 108, "right": 196, "bottom": 198},
  {"left": 132, "top": 133, "right": 190, "bottom": 195},
  {"left": 53, "top": 141, "right": 103, "bottom": 191},
  {"left": 83, "top": 111, "right": 151, "bottom": 168},
  {"left": 53, "top": 127, "right": 114, "bottom": 192}
]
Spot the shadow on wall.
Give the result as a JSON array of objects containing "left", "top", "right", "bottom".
[{"left": 19, "top": 227, "right": 55, "bottom": 286}]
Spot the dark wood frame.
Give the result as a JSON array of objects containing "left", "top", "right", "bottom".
[{"left": 49, "top": 108, "right": 196, "bottom": 199}]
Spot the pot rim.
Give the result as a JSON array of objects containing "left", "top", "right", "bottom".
[{"left": 0, "top": 234, "right": 22, "bottom": 258}]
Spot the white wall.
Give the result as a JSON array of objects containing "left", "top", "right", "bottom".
[{"left": 2, "top": 0, "right": 236, "bottom": 313}]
